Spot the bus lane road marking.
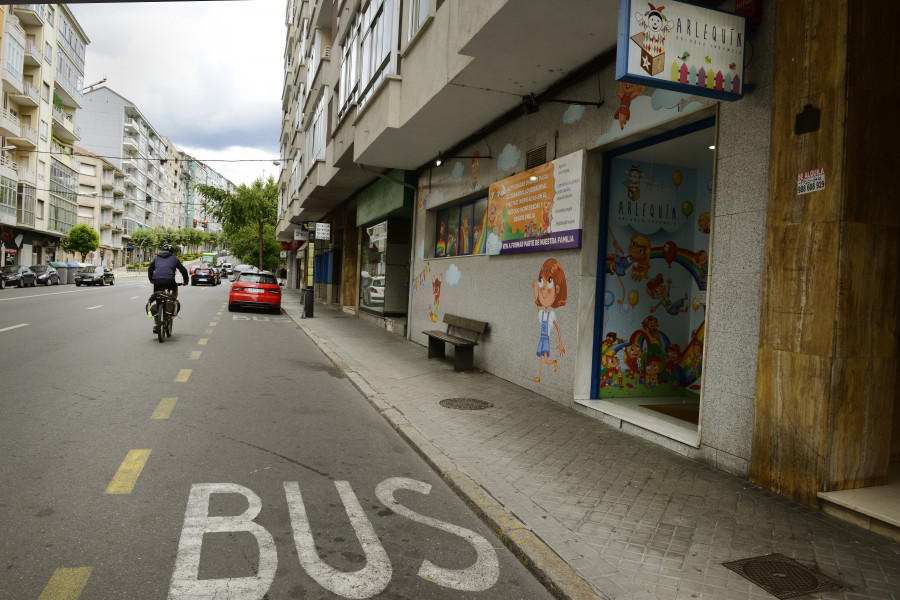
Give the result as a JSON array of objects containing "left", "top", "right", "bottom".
[
  {"left": 189, "top": 351, "right": 202, "bottom": 360},
  {"left": 175, "top": 369, "right": 192, "bottom": 382}
]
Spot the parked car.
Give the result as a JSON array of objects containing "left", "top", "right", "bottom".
[
  {"left": 228, "top": 271, "right": 282, "bottom": 313},
  {"left": 75, "top": 265, "right": 115, "bottom": 286},
  {"left": 362, "top": 275, "right": 385, "bottom": 306},
  {"left": 209, "top": 266, "right": 222, "bottom": 285},
  {"left": 1, "top": 265, "right": 37, "bottom": 288},
  {"left": 191, "top": 266, "right": 218, "bottom": 286},
  {"left": 30, "top": 264, "right": 61, "bottom": 286},
  {"left": 230, "top": 264, "right": 257, "bottom": 282},
  {"left": 220, "top": 262, "right": 234, "bottom": 277}
]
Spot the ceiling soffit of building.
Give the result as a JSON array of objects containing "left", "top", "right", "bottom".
[{"left": 354, "top": 0, "right": 619, "bottom": 170}]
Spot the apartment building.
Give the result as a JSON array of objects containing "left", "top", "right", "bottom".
[
  {"left": 276, "top": 1, "right": 897, "bottom": 534},
  {"left": 0, "top": 4, "right": 88, "bottom": 266},
  {"left": 73, "top": 146, "right": 125, "bottom": 266}
]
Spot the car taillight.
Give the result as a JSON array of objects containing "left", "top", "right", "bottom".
[
  {"left": 267, "top": 289, "right": 280, "bottom": 295},
  {"left": 233, "top": 286, "right": 244, "bottom": 291}
]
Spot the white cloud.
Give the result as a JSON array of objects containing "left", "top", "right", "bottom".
[
  {"left": 445, "top": 264, "right": 462, "bottom": 285},
  {"left": 451, "top": 162, "right": 465, "bottom": 179},
  {"left": 71, "top": 1, "right": 284, "bottom": 186},
  {"left": 563, "top": 105, "right": 585, "bottom": 124},
  {"left": 177, "top": 145, "right": 279, "bottom": 189},
  {"left": 497, "top": 144, "right": 521, "bottom": 172}
]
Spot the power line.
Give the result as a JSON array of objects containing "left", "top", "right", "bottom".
[{"left": 13, "top": 148, "right": 281, "bottom": 164}]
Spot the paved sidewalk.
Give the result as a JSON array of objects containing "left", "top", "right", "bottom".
[{"left": 280, "top": 290, "right": 900, "bottom": 600}]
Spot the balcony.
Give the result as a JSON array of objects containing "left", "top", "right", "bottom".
[
  {"left": 101, "top": 173, "right": 115, "bottom": 188},
  {"left": 113, "top": 181, "right": 125, "bottom": 196},
  {"left": 100, "top": 221, "right": 112, "bottom": 230},
  {"left": 24, "top": 39, "right": 41, "bottom": 67},
  {"left": 0, "top": 107, "right": 20, "bottom": 139},
  {"left": 7, "top": 123, "right": 38, "bottom": 150},
  {"left": 52, "top": 105, "right": 80, "bottom": 142},
  {"left": 17, "top": 166, "right": 36, "bottom": 185},
  {"left": 352, "top": 0, "right": 618, "bottom": 170},
  {"left": 13, "top": 4, "right": 45, "bottom": 27},
  {"left": 123, "top": 118, "right": 139, "bottom": 134},
  {"left": 113, "top": 199, "right": 124, "bottom": 213},
  {"left": 100, "top": 196, "right": 114, "bottom": 209},
  {"left": 77, "top": 216, "right": 94, "bottom": 226},
  {"left": 0, "top": 153, "right": 18, "bottom": 181},
  {"left": 9, "top": 81, "right": 40, "bottom": 108},
  {"left": 53, "top": 72, "right": 83, "bottom": 109},
  {"left": 123, "top": 135, "right": 138, "bottom": 153}
]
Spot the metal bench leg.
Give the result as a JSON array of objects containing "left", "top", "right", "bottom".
[
  {"left": 453, "top": 346, "right": 474, "bottom": 371},
  {"left": 428, "top": 337, "right": 446, "bottom": 359}
]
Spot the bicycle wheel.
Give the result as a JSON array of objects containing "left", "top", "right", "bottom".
[
  {"left": 157, "top": 318, "right": 165, "bottom": 343},
  {"left": 165, "top": 314, "right": 173, "bottom": 337}
]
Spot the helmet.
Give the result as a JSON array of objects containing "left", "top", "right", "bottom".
[{"left": 162, "top": 244, "right": 174, "bottom": 252}]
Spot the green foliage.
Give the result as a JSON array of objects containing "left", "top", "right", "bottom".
[
  {"left": 227, "top": 223, "right": 281, "bottom": 272},
  {"left": 62, "top": 224, "right": 99, "bottom": 259},
  {"left": 195, "top": 175, "right": 277, "bottom": 270},
  {"left": 53, "top": 93, "right": 63, "bottom": 111}
]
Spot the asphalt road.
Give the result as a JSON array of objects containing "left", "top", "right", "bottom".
[{"left": 0, "top": 275, "right": 553, "bottom": 599}]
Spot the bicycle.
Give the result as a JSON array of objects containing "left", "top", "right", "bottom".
[{"left": 146, "top": 291, "right": 181, "bottom": 343}]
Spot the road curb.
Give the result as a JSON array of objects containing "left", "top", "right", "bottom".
[{"left": 285, "top": 304, "right": 603, "bottom": 600}]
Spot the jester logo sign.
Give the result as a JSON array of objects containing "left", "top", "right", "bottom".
[{"left": 615, "top": 0, "right": 747, "bottom": 101}]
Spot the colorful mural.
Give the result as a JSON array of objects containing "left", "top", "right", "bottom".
[{"left": 599, "top": 156, "right": 711, "bottom": 398}]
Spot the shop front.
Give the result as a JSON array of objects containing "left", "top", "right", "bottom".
[{"left": 355, "top": 171, "right": 415, "bottom": 322}]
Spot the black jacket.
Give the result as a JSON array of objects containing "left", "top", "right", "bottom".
[{"left": 148, "top": 251, "right": 188, "bottom": 283}]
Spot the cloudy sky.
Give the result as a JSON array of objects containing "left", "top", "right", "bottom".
[{"left": 70, "top": 1, "right": 286, "bottom": 187}]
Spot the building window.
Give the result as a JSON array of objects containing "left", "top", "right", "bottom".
[
  {"left": 44, "top": 41, "right": 52, "bottom": 65},
  {"left": 42, "top": 81, "right": 50, "bottom": 102},
  {"left": 47, "top": 6, "right": 54, "bottom": 25},
  {"left": 434, "top": 197, "right": 487, "bottom": 257},
  {"left": 358, "top": 0, "right": 396, "bottom": 109},
  {"left": 49, "top": 158, "right": 78, "bottom": 233},
  {"left": 303, "top": 88, "right": 329, "bottom": 177},
  {"left": 338, "top": 13, "right": 360, "bottom": 120},
  {"left": 17, "top": 184, "right": 36, "bottom": 227},
  {"left": 40, "top": 120, "right": 49, "bottom": 141},
  {"left": 408, "top": 0, "right": 430, "bottom": 40},
  {"left": 0, "top": 176, "right": 16, "bottom": 217},
  {"left": 4, "top": 35, "right": 25, "bottom": 83}
]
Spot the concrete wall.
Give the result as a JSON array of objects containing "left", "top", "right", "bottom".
[
  {"left": 408, "top": 3, "right": 775, "bottom": 477},
  {"left": 79, "top": 88, "right": 126, "bottom": 170}
]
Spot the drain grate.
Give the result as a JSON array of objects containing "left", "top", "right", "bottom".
[
  {"left": 722, "top": 553, "right": 843, "bottom": 599},
  {"left": 439, "top": 398, "right": 494, "bottom": 410}
]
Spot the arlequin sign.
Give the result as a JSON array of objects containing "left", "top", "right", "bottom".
[
  {"left": 616, "top": 0, "right": 747, "bottom": 101},
  {"left": 486, "top": 151, "right": 584, "bottom": 255}
]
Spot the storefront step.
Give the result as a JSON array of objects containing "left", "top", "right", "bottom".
[
  {"left": 357, "top": 310, "right": 407, "bottom": 337},
  {"left": 818, "top": 463, "right": 900, "bottom": 543}
]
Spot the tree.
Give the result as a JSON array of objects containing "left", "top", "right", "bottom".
[
  {"left": 62, "top": 224, "right": 99, "bottom": 261},
  {"left": 196, "top": 176, "right": 277, "bottom": 270}
]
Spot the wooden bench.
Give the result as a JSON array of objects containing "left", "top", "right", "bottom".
[{"left": 423, "top": 314, "right": 488, "bottom": 372}]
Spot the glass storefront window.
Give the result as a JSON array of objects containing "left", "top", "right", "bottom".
[
  {"left": 434, "top": 195, "right": 487, "bottom": 257},
  {"left": 360, "top": 221, "right": 387, "bottom": 313},
  {"left": 594, "top": 124, "right": 715, "bottom": 437}
]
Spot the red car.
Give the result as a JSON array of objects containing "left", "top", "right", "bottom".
[{"left": 228, "top": 271, "right": 282, "bottom": 313}]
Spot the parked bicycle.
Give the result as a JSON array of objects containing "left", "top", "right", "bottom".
[{"left": 146, "top": 291, "right": 181, "bottom": 343}]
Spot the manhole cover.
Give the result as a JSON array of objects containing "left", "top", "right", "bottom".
[
  {"left": 722, "top": 553, "right": 843, "bottom": 599},
  {"left": 439, "top": 398, "right": 494, "bottom": 410}
]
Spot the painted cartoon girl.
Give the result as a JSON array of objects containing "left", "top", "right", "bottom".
[
  {"left": 689, "top": 340, "right": 703, "bottom": 377},
  {"left": 664, "top": 343, "right": 681, "bottom": 389},
  {"left": 647, "top": 273, "right": 688, "bottom": 315},
  {"left": 624, "top": 343, "right": 644, "bottom": 380},
  {"left": 531, "top": 258, "right": 567, "bottom": 383}
]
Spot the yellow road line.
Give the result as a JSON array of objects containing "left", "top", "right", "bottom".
[
  {"left": 175, "top": 369, "right": 192, "bottom": 382},
  {"left": 152, "top": 398, "right": 177, "bottom": 420},
  {"left": 189, "top": 351, "right": 202, "bottom": 360},
  {"left": 216, "top": 312, "right": 222, "bottom": 316},
  {"left": 198, "top": 338, "right": 208, "bottom": 345},
  {"left": 38, "top": 567, "right": 92, "bottom": 600},
  {"left": 209, "top": 322, "right": 217, "bottom": 327},
  {"left": 105, "top": 450, "right": 151, "bottom": 494},
  {"left": 205, "top": 329, "right": 213, "bottom": 334}
]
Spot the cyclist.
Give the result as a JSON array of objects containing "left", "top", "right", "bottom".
[{"left": 148, "top": 244, "right": 188, "bottom": 333}]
